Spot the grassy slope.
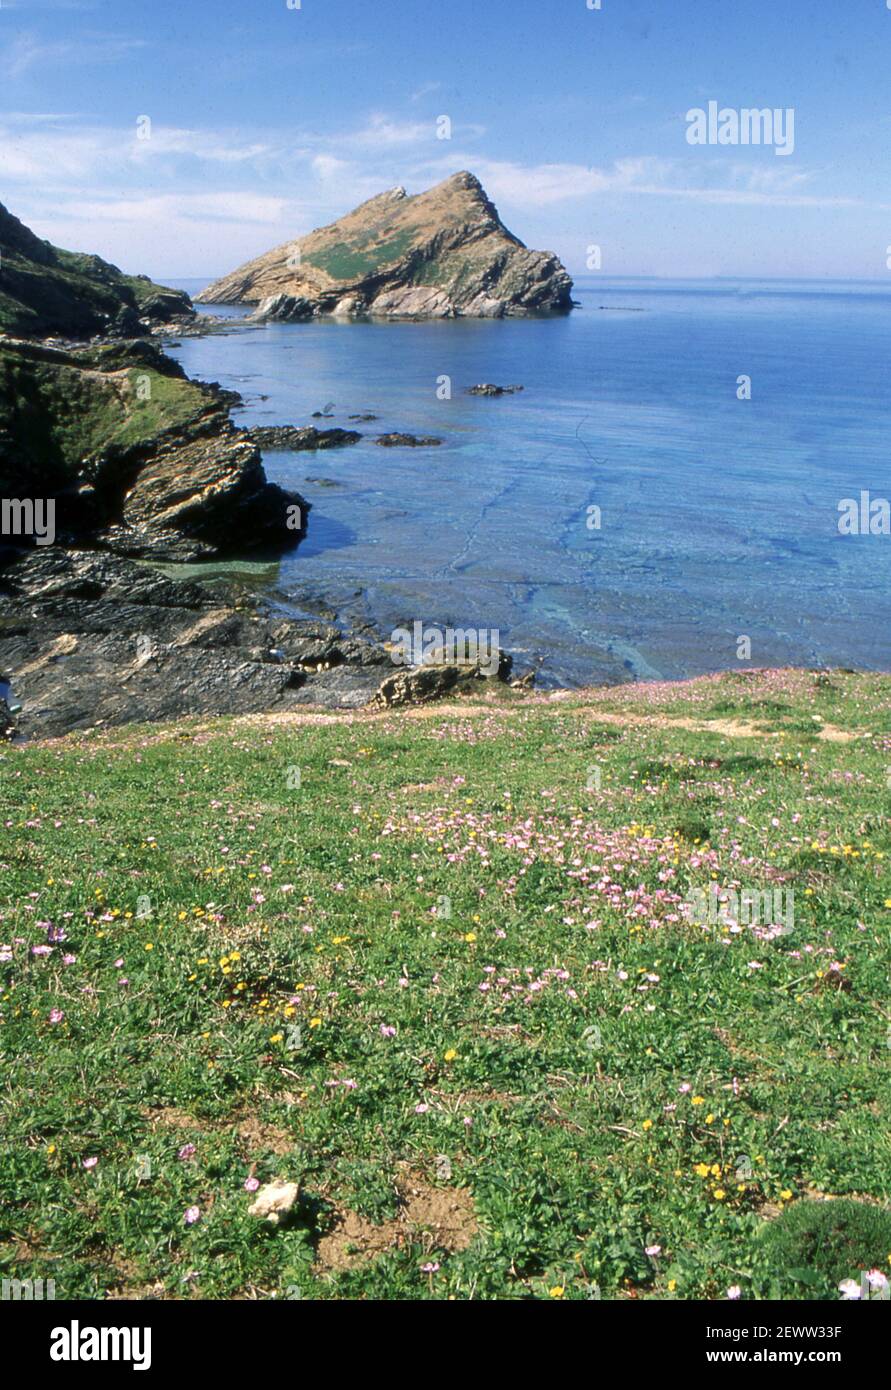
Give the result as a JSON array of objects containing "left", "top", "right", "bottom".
[
  {"left": 0, "top": 342, "right": 215, "bottom": 490},
  {"left": 1, "top": 668, "right": 889, "bottom": 1301}
]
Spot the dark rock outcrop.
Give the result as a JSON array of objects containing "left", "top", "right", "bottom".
[
  {"left": 0, "top": 549, "right": 390, "bottom": 739},
  {"left": 197, "top": 172, "right": 573, "bottom": 320},
  {"left": 0, "top": 200, "right": 194, "bottom": 338},
  {"left": 244, "top": 425, "right": 361, "bottom": 451},
  {"left": 466, "top": 383, "right": 524, "bottom": 396},
  {"left": 0, "top": 337, "right": 307, "bottom": 561},
  {"left": 373, "top": 650, "right": 513, "bottom": 707}
]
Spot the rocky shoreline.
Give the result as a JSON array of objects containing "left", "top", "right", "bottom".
[
  {"left": 0, "top": 195, "right": 525, "bottom": 741},
  {"left": 0, "top": 332, "right": 519, "bottom": 741}
]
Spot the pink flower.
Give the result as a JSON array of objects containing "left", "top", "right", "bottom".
[
  {"left": 645, "top": 1245, "right": 662, "bottom": 1257},
  {"left": 727, "top": 1285, "right": 742, "bottom": 1300},
  {"left": 48, "top": 1008, "right": 64, "bottom": 1024},
  {"left": 420, "top": 1261, "right": 440, "bottom": 1273},
  {"left": 184, "top": 1206, "right": 201, "bottom": 1225},
  {"left": 82, "top": 1156, "right": 98, "bottom": 1169},
  {"left": 415, "top": 1103, "right": 429, "bottom": 1114},
  {"left": 178, "top": 1143, "right": 196, "bottom": 1161},
  {"left": 379, "top": 1024, "right": 396, "bottom": 1037},
  {"left": 62, "top": 954, "right": 76, "bottom": 965},
  {"left": 244, "top": 1177, "right": 260, "bottom": 1192}
]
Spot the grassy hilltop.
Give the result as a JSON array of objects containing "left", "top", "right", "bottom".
[
  {"left": 1, "top": 668, "right": 890, "bottom": 1301},
  {"left": 0, "top": 199, "right": 192, "bottom": 338}
]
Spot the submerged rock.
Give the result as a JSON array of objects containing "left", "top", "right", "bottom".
[
  {"left": 375, "top": 433, "right": 442, "bottom": 447},
  {"left": 196, "top": 172, "right": 573, "bottom": 320},
  {"left": 466, "top": 383, "right": 525, "bottom": 396}
]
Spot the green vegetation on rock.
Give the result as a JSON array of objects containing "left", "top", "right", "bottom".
[{"left": 0, "top": 200, "right": 193, "bottom": 338}]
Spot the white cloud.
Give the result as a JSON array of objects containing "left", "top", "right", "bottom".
[{"left": 2, "top": 31, "right": 146, "bottom": 79}]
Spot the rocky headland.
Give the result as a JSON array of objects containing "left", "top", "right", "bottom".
[
  {"left": 0, "top": 336, "right": 306, "bottom": 561},
  {"left": 0, "top": 200, "right": 193, "bottom": 339}
]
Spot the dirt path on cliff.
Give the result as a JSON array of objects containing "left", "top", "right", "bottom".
[{"left": 55, "top": 688, "right": 863, "bottom": 752}]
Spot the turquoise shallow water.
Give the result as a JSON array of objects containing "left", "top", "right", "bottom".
[{"left": 168, "top": 277, "right": 891, "bottom": 686}]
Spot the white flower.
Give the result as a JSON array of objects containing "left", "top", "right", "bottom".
[
  {"left": 726, "top": 1285, "right": 742, "bottom": 1300},
  {"left": 838, "top": 1278, "right": 861, "bottom": 1300}
]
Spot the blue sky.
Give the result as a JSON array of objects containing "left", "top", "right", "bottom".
[{"left": 1, "top": 0, "right": 890, "bottom": 280}]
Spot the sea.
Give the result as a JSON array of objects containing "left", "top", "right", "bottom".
[{"left": 165, "top": 276, "right": 891, "bottom": 688}]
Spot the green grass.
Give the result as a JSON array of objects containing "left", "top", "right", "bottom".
[
  {"left": 303, "top": 228, "right": 418, "bottom": 282},
  {"left": 0, "top": 340, "right": 213, "bottom": 490},
  {"left": 1, "top": 667, "right": 889, "bottom": 1301}
]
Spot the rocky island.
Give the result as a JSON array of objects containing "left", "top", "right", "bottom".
[{"left": 196, "top": 171, "right": 573, "bottom": 320}]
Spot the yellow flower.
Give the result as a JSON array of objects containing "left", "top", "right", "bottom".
[
  {"left": 691, "top": 1095, "right": 705, "bottom": 1106},
  {"left": 269, "top": 1033, "right": 284, "bottom": 1044},
  {"left": 144, "top": 943, "right": 153, "bottom": 951},
  {"left": 464, "top": 932, "right": 477, "bottom": 942},
  {"left": 668, "top": 1279, "right": 677, "bottom": 1292},
  {"left": 309, "top": 1017, "right": 322, "bottom": 1028},
  {"left": 549, "top": 1286, "right": 564, "bottom": 1299},
  {"left": 694, "top": 1163, "right": 710, "bottom": 1178},
  {"left": 444, "top": 1049, "right": 458, "bottom": 1062},
  {"left": 283, "top": 1004, "right": 296, "bottom": 1017},
  {"left": 705, "top": 1113, "right": 715, "bottom": 1124},
  {"left": 642, "top": 1119, "right": 653, "bottom": 1131},
  {"left": 710, "top": 1164, "right": 721, "bottom": 1178},
  {"left": 713, "top": 1189, "right": 726, "bottom": 1201},
  {"left": 780, "top": 1189, "right": 793, "bottom": 1201},
  {"left": 47, "top": 1144, "right": 56, "bottom": 1155},
  {"left": 221, "top": 1000, "right": 232, "bottom": 1008}
]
